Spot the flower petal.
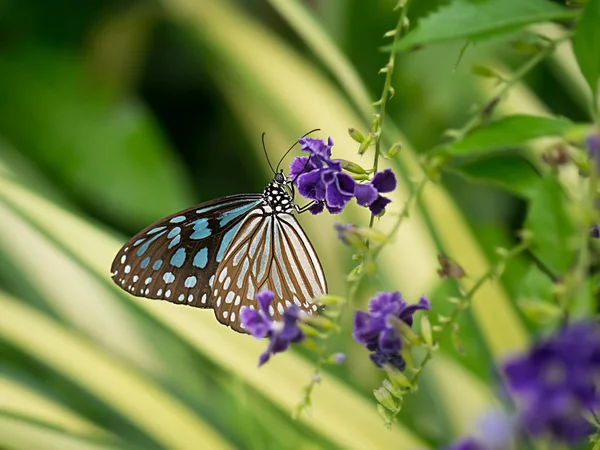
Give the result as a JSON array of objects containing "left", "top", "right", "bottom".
[
  {"left": 240, "top": 307, "right": 270, "bottom": 338},
  {"left": 372, "top": 168, "right": 397, "bottom": 193},
  {"left": 368, "top": 195, "right": 391, "bottom": 216},
  {"left": 297, "top": 170, "right": 326, "bottom": 201},
  {"left": 379, "top": 328, "right": 402, "bottom": 355},
  {"left": 308, "top": 201, "right": 324, "bottom": 214},
  {"left": 289, "top": 156, "right": 317, "bottom": 181},
  {"left": 256, "top": 290, "right": 275, "bottom": 314},
  {"left": 399, "top": 295, "right": 431, "bottom": 326},
  {"left": 354, "top": 183, "right": 378, "bottom": 206}
]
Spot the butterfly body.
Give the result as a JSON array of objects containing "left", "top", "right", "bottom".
[{"left": 111, "top": 173, "right": 327, "bottom": 333}]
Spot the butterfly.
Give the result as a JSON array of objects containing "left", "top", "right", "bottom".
[{"left": 110, "top": 140, "right": 327, "bottom": 333}]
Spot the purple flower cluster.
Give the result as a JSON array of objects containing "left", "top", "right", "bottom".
[
  {"left": 353, "top": 292, "right": 430, "bottom": 370},
  {"left": 289, "top": 137, "right": 396, "bottom": 215},
  {"left": 502, "top": 321, "right": 600, "bottom": 443},
  {"left": 240, "top": 291, "right": 305, "bottom": 366}
]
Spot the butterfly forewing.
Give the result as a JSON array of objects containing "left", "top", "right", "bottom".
[
  {"left": 211, "top": 209, "right": 327, "bottom": 332},
  {"left": 111, "top": 194, "right": 262, "bottom": 308}
]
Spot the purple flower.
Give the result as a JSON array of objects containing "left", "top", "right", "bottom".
[
  {"left": 446, "top": 437, "right": 486, "bottom": 450},
  {"left": 289, "top": 137, "right": 397, "bottom": 216},
  {"left": 447, "top": 409, "right": 515, "bottom": 450},
  {"left": 240, "top": 290, "right": 305, "bottom": 366},
  {"left": 289, "top": 138, "right": 356, "bottom": 214},
  {"left": 354, "top": 169, "right": 397, "bottom": 215},
  {"left": 353, "top": 292, "right": 430, "bottom": 370},
  {"left": 334, "top": 223, "right": 355, "bottom": 244},
  {"left": 501, "top": 321, "right": 600, "bottom": 443}
]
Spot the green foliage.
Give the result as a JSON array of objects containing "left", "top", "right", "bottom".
[
  {"left": 524, "top": 176, "right": 578, "bottom": 275},
  {"left": 1, "top": 0, "right": 599, "bottom": 448},
  {"left": 572, "top": 0, "right": 600, "bottom": 107},
  {"left": 392, "top": 0, "right": 577, "bottom": 51},
  {"left": 445, "top": 115, "right": 575, "bottom": 156},
  {"left": 452, "top": 154, "right": 541, "bottom": 198}
]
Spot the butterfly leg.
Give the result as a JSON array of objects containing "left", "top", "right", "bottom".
[{"left": 295, "top": 201, "right": 318, "bottom": 214}]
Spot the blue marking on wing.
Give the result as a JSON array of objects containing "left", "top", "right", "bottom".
[
  {"left": 170, "top": 248, "right": 186, "bottom": 268},
  {"left": 184, "top": 276, "right": 197, "bottom": 288},
  {"left": 217, "top": 222, "right": 243, "bottom": 262},
  {"left": 133, "top": 238, "right": 146, "bottom": 246},
  {"left": 190, "top": 218, "right": 211, "bottom": 240},
  {"left": 168, "top": 235, "right": 181, "bottom": 249},
  {"left": 168, "top": 227, "right": 181, "bottom": 239},
  {"left": 141, "top": 257, "right": 150, "bottom": 269},
  {"left": 148, "top": 226, "right": 167, "bottom": 235},
  {"left": 219, "top": 201, "right": 261, "bottom": 226},
  {"left": 137, "top": 230, "right": 167, "bottom": 256},
  {"left": 170, "top": 216, "right": 187, "bottom": 224},
  {"left": 193, "top": 248, "right": 208, "bottom": 268},
  {"left": 152, "top": 259, "right": 163, "bottom": 270},
  {"left": 163, "top": 272, "right": 175, "bottom": 283}
]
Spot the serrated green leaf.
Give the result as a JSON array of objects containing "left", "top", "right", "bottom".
[
  {"left": 524, "top": 177, "right": 578, "bottom": 275},
  {"left": 446, "top": 115, "right": 575, "bottom": 156},
  {"left": 391, "top": 0, "right": 578, "bottom": 52},
  {"left": 452, "top": 154, "right": 542, "bottom": 199},
  {"left": 572, "top": 0, "right": 600, "bottom": 104}
]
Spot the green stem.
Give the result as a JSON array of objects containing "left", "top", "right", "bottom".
[
  {"left": 367, "top": 0, "right": 411, "bottom": 231},
  {"left": 453, "top": 33, "right": 572, "bottom": 142},
  {"left": 387, "top": 239, "right": 531, "bottom": 423}
]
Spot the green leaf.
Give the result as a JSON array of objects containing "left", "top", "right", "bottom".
[
  {"left": 572, "top": 0, "right": 600, "bottom": 103},
  {"left": 524, "top": 177, "right": 578, "bottom": 275},
  {"left": 391, "top": 0, "right": 577, "bottom": 52},
  {"left": 518, "top": 263, "right": 555, "bottom": 301},
  {"left": 446, "top": 115, "right": 574, "bottom": 156},
  {"left": 0, "top": 49, "right": 195, "bottom": 229},
  {"left": 452, "top": 154, "right": 542, "bottom": 199},
  {"left": 516, "top": 264, "right": 561, "bottom": 324}
]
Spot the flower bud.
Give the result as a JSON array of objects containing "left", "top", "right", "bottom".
[
  {"left": 338, "top": 158, "right": 366, "bottom": 174},
  {"left": 382, "top": 379, "right": 402, "bottom": 398},
  {"left": 385, "top": 366, "right": 412, "bottom": 389},
  {"left": 370, "top": 115, "right": 380, "bottom": 134},
  {"left": 358, "top": 133, "right": 374, "bottom": 155},
  {"left": 316, "top": 295, "right": 345, "bottom": 306},
  {"left": 385, "top": 142, "right": 402, "bottom": 159},
  {"left": 348, "top": 127, "right": 365, "bottom": 143},
  {"left": 327, "top": 352, "right": 346, "bottom": 364},
  {"left": 374, "top": 387, "right": 397, "bottom": 411},
  {"left": 420, "top": 315, "right": 433, "bottom": 346}
]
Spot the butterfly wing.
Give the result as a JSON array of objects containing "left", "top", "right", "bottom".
[
  {"left": 111, "top": 194, "right": 263, "bottom": 308},
  {"left": 210, "top": 209, "right": 327, "bottom": 332}
]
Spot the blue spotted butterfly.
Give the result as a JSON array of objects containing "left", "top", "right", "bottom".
[{"left": 111, "top": 157, "right": 327, "bottom": 333}]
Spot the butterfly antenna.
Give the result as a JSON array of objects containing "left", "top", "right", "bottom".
[
  {"left": 262, "top": 132, "right": 276, "bottom": 175},
  {"left": 275, "top": 128, "right": 321, "bottom": 173},
  {"left": 290, "top": 155, "right": 312, "bottom": 185}
]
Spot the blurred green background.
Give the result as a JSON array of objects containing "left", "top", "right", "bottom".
[{"left": 0, "top": 0, "right": 593, "bottom": 448}]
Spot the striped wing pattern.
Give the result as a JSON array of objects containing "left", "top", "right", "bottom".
[
  {"left": 211, "top": 209, "right": 327, "bottom": 332},
  {"left": 111, "top": 195, "right": 262, "bottom": 309},
  {"left": 111, "top": 176, "right": 328, "bottom": 334}
]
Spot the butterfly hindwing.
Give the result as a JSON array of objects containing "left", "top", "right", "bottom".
[
  {"left": 211, "top": 209, "right": 327, "bottom": 332},
  {"left": 111, "top": 194, "right": 263, "bottom": 308}
]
